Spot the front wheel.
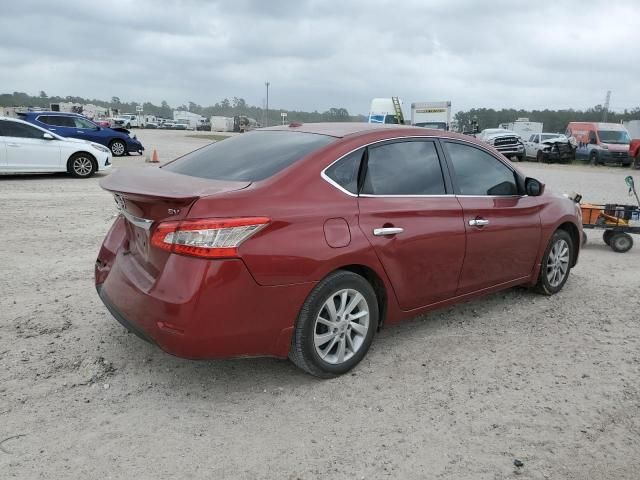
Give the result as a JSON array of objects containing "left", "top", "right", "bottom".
[
  {"left": 110, "top": 140, "right": 126, "bottom": 156},
  {"left": 535, "top": 230, "right": 573, "bottom": 295},
  {"left": 536, "top": 150, "right": 544, "bottom": 163},
  {"left": 289, "top": 270, "right": 378, "bottom": 378},
  {"left": 68, "top": 153, "right": 96, "bottom": 178}
]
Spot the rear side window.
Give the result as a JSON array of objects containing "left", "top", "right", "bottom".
[
  {"left": 164, "top": 131, "right": 335, "bottom": 181},
  {"left": 0, "top": 120, "right": 45, "bottom": 139},
  {"left": 361, "top": 140, "right": 446, "bottom": 195},
  {"left": 444, "top": 142, "right": 518, "bottom": 196},
  {"left": 324, "top": 149, "right": 363, "bottom": 194}
]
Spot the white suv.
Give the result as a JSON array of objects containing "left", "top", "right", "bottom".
[
  {"left": 113, "top": 114, "right": 140, "bottom": 129},
  {"left": 0, "top": 116, "right": 112, "bottom": 178}
]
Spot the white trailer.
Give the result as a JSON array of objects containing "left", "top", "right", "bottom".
[
  {"left": 367, "top": 98, "right": 407, "bottom": 124},
  {"left": 623, "top": 120, "right": 640, "bottom": 140},
  {"left": 173, "top": 110, "right": 205, "bottom": 130},
  {"left": 499, "top": 118, "right": 543, "bottom": 139},
  {"left": 211, "top": 116, "right": 235, "bottom": 132},
  {"left": 410, "top": 101, "right": 452, "bottom": 130}
]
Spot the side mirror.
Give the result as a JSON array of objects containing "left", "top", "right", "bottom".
[
  {"left": 525, "top": 177, "right": 544, "bottom": 196},
  {"left": 42, "top": 133, "right": 55, "bottom": 140}
]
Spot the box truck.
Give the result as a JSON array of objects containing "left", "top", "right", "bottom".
[
  {"left": 410, "top": 101, "right": 452, "bottom": 130},
  {"left": 499, "top": 118, "right": 543, "bottom": 140},
  {"left": 211, "top": 116, "right": 235, "bottom": 132}
]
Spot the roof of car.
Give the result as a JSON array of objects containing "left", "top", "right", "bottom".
[
  {"left": 18, "top": 111, "right": 84, "bottom": 117},
  {"left": 263, "top": 122, "right": 471, "bottom": 140}
]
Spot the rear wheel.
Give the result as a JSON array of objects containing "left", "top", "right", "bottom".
[
  {"left": 110, "top": 139, "right": 126, "bottom": 156},
  {"left": 610, "top": 233, "right": 633, "bottom": 253},
  {"left": 589, "top": 151, "right": 598, "bottom": 166},
  {"left": 603, "top": 230, "right": 614, "bottom": 246},
  {"left": 289, "top": 270, "right": 378, "bottom": 378},
  {"left": 535, "top": 230, "right": 573, "bottom": 295},
  {"left": 67, "top": 153, "right": 96, "bottom": 178}
]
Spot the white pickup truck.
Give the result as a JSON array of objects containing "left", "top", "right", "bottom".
[
  {"left": 112, "top": 114, "right": 141, "bottom": 129},
  {"left": 524, "top": 133, "right": 575, "bottom": 163}
]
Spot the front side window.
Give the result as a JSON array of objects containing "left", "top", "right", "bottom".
[
  {"left": 0, "top": 120, "right": 45, "bottom": 139},
  {"left": 74, "top": 117, "right": 97, "bottom": 129},
  {"left": 444, "top": 142, "right": 518, "bottom": 196},
  {"left": 164, "top": 131, "right": 335, "bottom": 181},
  {"left": 361, "top": 140, "right": 446, "bottom": 195},
  {"left": 324, "top": 149, "right": 363, "bottom": 194}
]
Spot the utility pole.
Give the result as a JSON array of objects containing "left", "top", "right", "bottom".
[
  {"left": 603, "top": 90, "right": 611, "bottom": 122},
  {"left": 265, "top": 81, "right": 270, "bottom": 127}
]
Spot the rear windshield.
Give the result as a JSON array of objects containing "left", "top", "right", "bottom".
[{"left": 163, "top": 131, "right": 335, "bottom": 181}]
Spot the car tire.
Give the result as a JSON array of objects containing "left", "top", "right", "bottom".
[
  {"left": 536, "top": 151, "right": 544, "bottom": 163},
  {"left": 609, "top": 233, "right": 633, "bottom": 253},
  {"left": 109, "top": 140, "right": 127, "bottom": 157},
  {"left": 603, "top": 230, "right": 614, "bottom": 246},
  {"left": 589, "top": 151, "right": 598, "bottom": 166},
  {"left": 535, "top": 229, "right": 573, "bottom": 295},
  {"left": 634, "top": 154, "right": 640, "bottom": 170},
  {"left": 289, "top": 270, "right": 378, "bottom": 378},
  {"left": 67, "top": 153, "right": 97, "bottom": 178},
  {"left": 581, "top": 231, "right": 587, "bottom": 247}
]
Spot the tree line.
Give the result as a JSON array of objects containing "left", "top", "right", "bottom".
[
  {"left": 455, "top": 105, "right": 640, "bottom": 134},
  {"left": 0, "top": 91, "right": 362, "bottom": 124},
  {"left": 3, "top": 91, "right": 640, "bottom": 131}
]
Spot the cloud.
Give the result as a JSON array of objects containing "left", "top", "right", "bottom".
[{"left": 0, "top": 0, "right": 638, "bottom": 115}]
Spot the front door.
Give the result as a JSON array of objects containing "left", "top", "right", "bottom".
[
  {"left": 357, "top": 139, "right": 466, "bottom": 311},
  {"left": 441, "top": 141, "right": 542, "bottom": 295},
  {"left": 0, "top": 120, "right": 61, "bottom": 170},
  {"left": 71, "top": 116, "right": 101, "bottom": 142}
]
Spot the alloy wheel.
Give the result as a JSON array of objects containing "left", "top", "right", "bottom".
[
  {"left": 111, "top": 142, "right": 125, "bottom": 156},
  {"left": 73, "top": 156, "right": 93, "bottom": 176},
  {"left": 314, "top": 289, "right": 369, "bottom": 365},
  {"left": 546, "top": 238, "right": 570, "bottom": 287}
]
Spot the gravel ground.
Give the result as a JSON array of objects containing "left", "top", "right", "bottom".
[{"left": 1, "top": 130, "right": 639, "bottom": 479}]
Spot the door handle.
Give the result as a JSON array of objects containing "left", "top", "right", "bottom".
[
  {"left": 7, "top": 143, "right": 20, "bottom": 147},
  {"left": 77, "top": 131, "right": 84, "bottom": 134},
  {"left": 469, "top": 218, "right": 489, "bottom": 227},
  {"left": 373, "top": 227, "right": 404, "bottom": 236},
  {"left": 49, "top": 128, "right": 56, "bottom": 131}
]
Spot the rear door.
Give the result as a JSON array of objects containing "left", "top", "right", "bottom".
[
  {"left": 441, "top": 141, "right": 541, "bottom": 295},
  {"left": 357, "top": 139, "right": 466, "bottom": 310},
  {"left": 0, "top": 120, "right": 61, "bottom": 171},
  {"left": 41, "top": 115, "right": 76, "bottom": 137}
]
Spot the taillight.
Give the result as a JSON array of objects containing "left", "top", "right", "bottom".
[{"left": 150, "top": 217, "right": 269, "bottom": 258}]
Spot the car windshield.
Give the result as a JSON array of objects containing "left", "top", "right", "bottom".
[
  {"left": 598, "top": 130, "right": 630, "bottom": 144},
  {"left": 163, "top": 130, "right": 336, "bottom": 181}
]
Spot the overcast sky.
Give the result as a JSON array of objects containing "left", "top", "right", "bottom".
[{"left": 1, "top": 0, "right": 638, "bottom": 115}]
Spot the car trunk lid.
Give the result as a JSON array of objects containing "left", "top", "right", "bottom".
[{"left": 100, "top": 167, "right": 251, "bottom": 277}]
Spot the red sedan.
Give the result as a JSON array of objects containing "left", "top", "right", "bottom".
[{"left": 96, "top": 123, "right": 582, "bottom": 377}]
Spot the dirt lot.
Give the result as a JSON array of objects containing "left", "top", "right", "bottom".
[{"left": 1, "top": 129, "right": 639, "bottom": 479}]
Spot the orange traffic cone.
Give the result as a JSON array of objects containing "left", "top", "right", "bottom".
[{"left": 151, "top": 149, "right": 159, "bottom": 163}]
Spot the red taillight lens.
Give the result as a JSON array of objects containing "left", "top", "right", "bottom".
[{"left": 150, "top": 217, "right": 270, "bottom": 258}]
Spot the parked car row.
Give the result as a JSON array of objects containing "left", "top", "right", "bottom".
[
  {"left": 0, "top": 116, "right": 112, "bottom": 177},
  {"left": 476, "top": 121, "right": 635, "bottom": 167},
  {"left": 16, "top": 111, "right": 144, "bottom": 157}
]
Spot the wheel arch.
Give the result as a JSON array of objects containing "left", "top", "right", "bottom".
[
  {"left": 330, "top": 264, "right": 388, "bottom": 330},
  {"left": 556, "top": 221, "right": 580, "bottom": 267}
]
